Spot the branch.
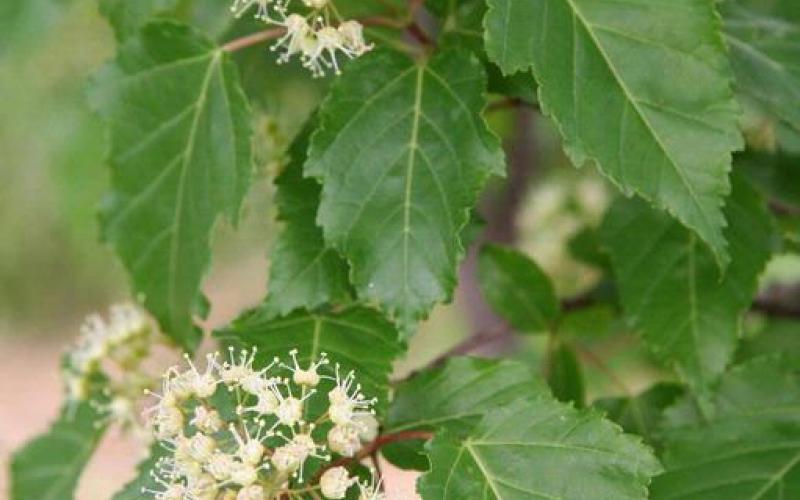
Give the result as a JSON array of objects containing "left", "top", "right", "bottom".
[
  {"left": 752, "top": 284, "right": 800, "bottom": 319},
  {"left": 769, "top": 199, "right": 800, "bottom": 217},
  {"left": 222, "top": 27, "right": 285, "bottom": 52},
  {"left": 487, "top": 97, "right": 537, "bottom": 113}
]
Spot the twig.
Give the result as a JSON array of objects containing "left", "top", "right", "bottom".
[
  {"left": 370, "top": 449, "right": 384, "bottom": 481},
  {"left": 222, "top": 27, "right": 285, "bottom": 52},
  {"left": 752, "top": 284, "right": 800, "bottom": 319},
  {"left": 769, "top": 199, "right": 800, "bottom": 217},
  {"left": 406, "top": 22, "right": 434, "bottom": 46},
  {"left": 487, "top": 97, "right": 537, "bottom": 113}
]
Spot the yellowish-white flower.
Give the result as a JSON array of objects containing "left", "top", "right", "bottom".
[
  {"left": 320, "top": 466, "right": 355, "bottom": 499},
  {"left": 142, "top": 349, "right": 379, "bottom": 499}
]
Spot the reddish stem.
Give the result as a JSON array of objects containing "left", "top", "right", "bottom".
[
  {"left": 222, "top": 27, "right": 285, "bottom": 52},
  {"left": 313, "top": 430, "right": 434, "bottom": 482}
]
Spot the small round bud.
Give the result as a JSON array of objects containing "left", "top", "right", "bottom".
[
  {"left": 276, "top": 397, "right": 303, "bottom": 425},
  {"left": 229, "top": 461, "right": 258, "bottom": 487},
  {"left": 237, "top": 484, "right": 266, "bottom": 500},
  {"left": 271, "top": 444, "right": 301, "bottom": 472},
  {"left": 303, "top": 0, "right": 328, "bottom": 8},
  {"left": 191, "top": 406, "right": 223, "bottom": 433},
  {"left": 188, "top": 433, "right": 217, "bottom": 463},
  {"left": 293, "top": 367, "right": 320, "bottom": 387},
  {"left": 240, "top": 439, "right": 265, "bottom": 465},
  {"left": 327, "top": 424, "right": 361, "bottom": 457},
  {"left": 207, "top": 452, "right": 237, "bottom": 481},
  {"left": 354, "top": 413, "right": 379, "bottom": 442},
  {"left": 320, "top": 466, "right": 352, "bottom": 499}
]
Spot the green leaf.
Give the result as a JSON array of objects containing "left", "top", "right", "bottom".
[
  {"left": 215, "top": 305, "right": 403, "bottom": 414},
  {"left": 11, "top": 389, "right": 108, "bottom": 500},
  {"left": 738, "top": 150, "right": 800, "bottom": 207},
  {"left": 601, "top": 175, "right": 774, "bottom": 389},
  {"left": 652, "top": 356, "right": 800, "bottom": 499},
  {"left": 418, "top": 398, "right": 662, "bottom": 499},
  {"left": 261, "top": 123, "right": 350, "bottom": 318},
  {"left": 724, "top": 2, "right": 800, "bottom": 137},
  {"left": 89, "top": 22, "right": 253, "bottom": 350},
  {"left": 430, "top": 0, "right": 538, "bottom": 102},
  {"left": 594, "top": 382, "right": 684, "bottom": 446},
  {"left": 305, "top": 49, "right": 505, "bottom": 336},
  {"left": 112, "top": 442, "right": 169, "bottom": 500},
  {"left": 737, "top": 318, "right": 800, "bottom": 366},
  {"left": 99, "top": 0, "right": 178, "bottom": 41},
  {"left": 546, "top": 342, "right": 586, "bottom": 407},
  {"left": 485, "top": 0, "right": 743, "bottom": 266},
  {"left": 568, "top": 226, "right": 611, "bottom": 271},
  {"left": 477, "top": 244, "right": 560, "bottom": 333},
  {"left": 384, "top": 357, "right": 549, "bottom": 470}
]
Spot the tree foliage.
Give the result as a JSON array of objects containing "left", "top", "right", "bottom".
[{"left": 9, "top": 0, "right": 800, "bottom": 498}]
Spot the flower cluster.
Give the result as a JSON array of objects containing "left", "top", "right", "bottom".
[
  {"left": 143, "top": 348, "right": 384, "bottom": 499},
  {"left": 64, "top": 303, "right": 167, "bottom": 436},
  {"left": 230, "top": 0, "right": 372, "bottom": 77}
]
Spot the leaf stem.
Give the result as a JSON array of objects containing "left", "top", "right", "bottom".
[{"left": 222, "top": 27, "right": 285, "bottom": 52}]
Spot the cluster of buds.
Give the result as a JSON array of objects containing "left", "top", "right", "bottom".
[
  {"left": 64, "top": 303, "right": 167, "bottom": 436},
  {"left": 230, "top": 0, "right": 372, "bottom": 77},
  {"left": 143, "top": 348, "right": 385, "bottom": 499}
]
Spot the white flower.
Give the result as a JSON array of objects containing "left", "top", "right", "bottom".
[
  {"left": 143, "top": 481, "right": 185, "bottom": 500},
  {"left": 358, "top": 472, "right": 386, "bottom": 500},
  {"left": 230, "top": 0, "right": 272, "bottom": 19},
  {"left": 338, "top": 20, "right": 372, "bottom": 56},
  {"left": 282, "top": 349, "right": 329, "bottom": 387},
  {"left": 320, "top": 466, "right": 354, "bottom": 499},
  {"left": 229, "top": 461, "right": 259, "bottom": 486},
  {"left": 244, "top": 388, "right": 279, "bottom": 414},
  {"left": 354, "top": 413, "right": 379, "bottom": 442},
  {"left": 187, "top": 473, "right": 218, "bottom": 500},
  {"left": 328, "top": 364, "right": 376, "bottom": 426},
  {"left": 237, "top": 484, "right": 266, "bottom": 500},
  {"left": 272, "top": 14, "right": 313, "bottom": 64},
  {"left": 191, "top": 406, "right": 223, "bottom": 434},
  {"left": 207, "top": 452, "right": 237, "bottom": 481},
  {"left": 188, "top": 433, "right": 217, "bottom": 463},
  {"left": 271, "top": 443, "right": 302, "bottom": 472},
  {"left": 183, "top": 353, "right": 219, "bottom": 398},
  {"left": 143, "top": 348, "right": 380, "bottom": 499},
  {"left": 232, "top": 0, "right": 372, "bottom": 77},
  {"left": 327, "top": 424, "right": 361, "bottom": 457},
  {"left": 230, "top": 422, "right": 267, "bottom": 465},
  {"left": 152, "top": 406, "right": 183, "bottom": 440}
]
